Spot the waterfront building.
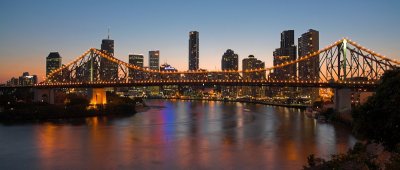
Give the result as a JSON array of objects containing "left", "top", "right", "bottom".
[
  {"left": 269, "top": 30, "right": 297, "bottom": 101},
  {"left": 298, "top": 29, "right": 319, "bottom": 81},
  {"left": 221, "top": 49, "right": 239, "bottom": 98},
  {"left": 159, "top": 63, "right": 179, "bottom": 97},
  {"left": 298, "top": 29, "right": 320, "bottom": 101},
  {"left": 242, "top": 55, "right": 265, "bottom": 98}
]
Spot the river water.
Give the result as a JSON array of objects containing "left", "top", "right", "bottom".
[{"left": 0, "top": 99, "right": 356, "bottom": 169}]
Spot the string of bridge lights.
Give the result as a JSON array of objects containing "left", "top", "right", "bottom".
[
  {"left": 43, "top": 38, "right": 399, "bottom": 84},
  {"left": 35, "top": 79, "right": 377, "bottom": 87}
]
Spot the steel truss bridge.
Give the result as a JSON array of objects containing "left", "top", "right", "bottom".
[{"left": 6, "top": 38, "right": 400, "bottom": 89}]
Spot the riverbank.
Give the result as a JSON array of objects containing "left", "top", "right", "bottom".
[{"left": 0, "top": 103, "right": 137, "bottom": 123}]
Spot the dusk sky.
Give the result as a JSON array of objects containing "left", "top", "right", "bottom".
[{"left": 1, "top": 0, "right": 399, "bottom": 82}]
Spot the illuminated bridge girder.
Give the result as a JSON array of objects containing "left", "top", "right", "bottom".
[{"left": 12, "top": 38, "right": 399, "bottom": 89}]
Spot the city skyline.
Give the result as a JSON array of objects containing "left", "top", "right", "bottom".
[{"left": 1, "top": 0, "right": 400, "bottom": 82}]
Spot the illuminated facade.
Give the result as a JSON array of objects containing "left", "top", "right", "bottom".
[
  {"left": 128, "top": 54, "right": 144, "bottom": 80},
  {"left": 269, "top": 30, "right": 297, "bottom": 99},
  {"left": 6, "top": 72, "right": 37, "bottom": 86},
  {"left": 298, "top": 29, "right": 320, "bottom": 101},
  {"left": 242, "top": 55, "right": 265, "bottom": 97},
  {"left": 149, "top": 50, "right": 160, "bottom": 71},
  {"left": 189, "top": 31, "right": 199, "bottom": 70},
  {"left": 298, "top": 29, "right": 319, "bottom": 81},
  {"left": 242, "top": 55, "right": 265, "bottom": 80},
  {"left": 160, "top": 63, "right": 179, "bottom": 97},
  {"left": 46, "top": 52, "right": 62, "bottom": 76},
  {"left": 221, "top": 49, "right": 239, "bottom": 97},
  {"left": 272, "top": 30, "right": 297, "bottom": 80}
]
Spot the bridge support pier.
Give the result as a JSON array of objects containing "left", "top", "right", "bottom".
[
  {"left": 34, "top": 88, "right": 55, "bottom": 104},
  {"left": 88, "top": 88, "right": 107, "bottom": 105},
  {"left": 334, "top": 88, "right": 352, "bottom": 121}
]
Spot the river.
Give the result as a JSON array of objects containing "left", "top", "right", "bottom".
[{"left": 0, "top": 99, "right": 356, "bottom": 169}]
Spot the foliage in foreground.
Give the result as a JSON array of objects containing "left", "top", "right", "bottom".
[
  {"left": 303, "top": 143, "right": 379, "bottom": 170},
  {"left": 352, "top": 68, "right": 400, "bottom": 151},
  {"left": 304, "top": 68, "right": 400, "bottom": 169}
]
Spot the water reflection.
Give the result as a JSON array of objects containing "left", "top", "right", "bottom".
[{"left": 0, "top": 99, "right": 356, "bottom": 169}]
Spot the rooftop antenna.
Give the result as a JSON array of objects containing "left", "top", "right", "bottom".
[{"left": 107, "top": 27, "right": 110, "bottom": 39}]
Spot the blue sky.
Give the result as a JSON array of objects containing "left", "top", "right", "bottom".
[{"left": 0, "top": 0, "right": 399, "bottom": 82}]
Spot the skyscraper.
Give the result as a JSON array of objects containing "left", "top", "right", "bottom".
[
  {"left": 242, "top": 55, "right": 265, "bottom": 80},
  {"left": 149, "top": 50, "right": 160, "bottom": 70},
  {"left": 129, "top": 54, "right": 144, "bottom": 68},
  {"left": 298, "top": 29, "right": 320, "bottom": 101},
  {"left": 221, "top": 49, "right": 239, "bottom": 97},
  {"left": 46, "top": 52, "right": 62, "bottom": 76},
  {"left": 298, "top": 29, "right": 319, "bottom": 81},
  {"left": 189, "top": 31, "right": 199, "bottom": 70},
  {"left": 269, "top": 30, "right": 298, "bottom": 99},
  {"left": 129, "top": 54, "right": 144, "bottom": 80},
  {"left": 221, "top": 49, "right": 238, "bottom": 71},
  {"left": 272, "top": 30, "right": 297, "bottom": 80},
  {"left": 242, "top": 55, "right": 265, "bottom": 97},
  {"left": 100, "top": 37, "right": 118, "bottom": 81}
]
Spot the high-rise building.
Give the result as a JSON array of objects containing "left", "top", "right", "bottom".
[
  {"left": 149, "top": 50, "right": 160, "bottom": 70},
  {"left": 129, "top": 54, "right": 144, "bottom": 68},
  {"left": 298, "top": 29, "right": 319, "bottom": 81},
  {"left": 147, "top": 51, "right": 160, "bottom": 95},
  {"left": 221, "top": 49, "right": 238, "bottom": 71},
  {"left": 272, "top": 30, "right": 297, "bottom": 80},
  {"left": 128, "top": 54, "right": 144, "bottom": 80},
  {"left": 242, "top": 55, "right": 265, "bottom": 97},
  {"left": 46, "top": 52, "right": 62, "bottom": 76},
  {"left": 189, "top": 31, "right": 199, "bottom": 70},
  {"left": 221, "top": 49, "right": 239, "bottom": 97},
  {"left": 269, "top": 30, "right": 298, "bottom": 99},
  {"left": 242, "top": 55, "right": 265, "bottom": 79},
  {"left": 298, "top": 29, "right": 320, "bottom": 101},
  {"left": 100, "top": 38, "right": 118, "bottom": 81}
]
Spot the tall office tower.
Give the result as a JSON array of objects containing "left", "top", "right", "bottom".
[
  {"left": 128, "top": 54, "right": 144, "bottom": 80},
  {"left": 46, "top": 52, "right": 62, "bottom": 76},
  {"left": 242, "top": 55, "right": 265, "bottom": 98},
  {"left": 149, "top": 50, "right": 160, "bottom": 70},
  {"left": 148, "top": 50, "right": 160, "bottom": 96},
  {"left": 272, "top": 30, "right": 297, "bottom": 80},
  {"left": 298, "top": 29, "right": 320, "bottom": 101},
  {"left": 100, "top": 37, "right": 118, "bottom": 81},
  {"left": 189, "top": 31, "right": 199, "bottom": 70}
]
